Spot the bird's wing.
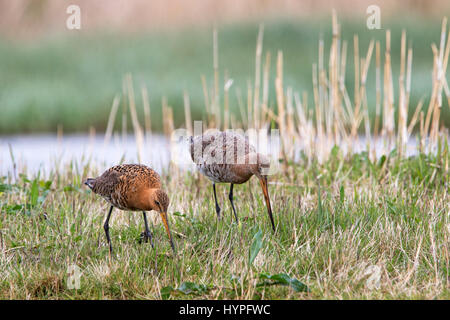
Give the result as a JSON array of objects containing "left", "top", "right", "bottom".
[
  {"left": 190, "top": 131, "right": 256, "bottom": 165},
  {"left": 110, "top": 164, "right": 162, "bottom": 189},
  {"left": 222, "top": 131, "right": 256, "bottom": 160},
  {"left": 91, "top": 167, "right": 122, "bottom": 199},
  {"left": 92, "top": 164, "right": 161, "bottom": 198},
  {"left": 190, "top": 134, "right": 214, "bottom": 163}
]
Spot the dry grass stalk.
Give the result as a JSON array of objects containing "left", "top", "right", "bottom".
[
  {"left": 261, "top": 51, "right": 271, "bottom": 126},
  {"left": 383, "top": 30, "right": 395, "bottom": 153},
  {"left": 329, "top": 10, "right": 341, "bottom": 145},
  {"left": 223, "top": 71, "right": 232, "bottom": 131},
  {"left": 353, "top": 34, "right": 360, "bottom": 124},
  {"left": 339, "top": 40, "right": 355, "bottom": 151},
  {"left": 183, "top": 90, "right": 193, "bottom": 134},
  {"left": 161, "top": 97, "right": 174, "bottom": 139},
  {"left": 253, "top": 24, "right": 264, "bottom": 130},
  {"left": 125, "top": 74, "right": 144, "bottom": 163},
  {"left": 348, "top": 35, "right": 362, "bottom": 154},
  {"left": 57, "top": 124, "right": 63, "bottom": 147},
  {"left": 294, "top": 92, "right": 313, "bottom": 159},
  {"left": 235, "top": 87, "right": 247, "bottom": 128},
  {"left": 88, "top": 126, "right": 95, "bottom": 151},
  {"left": 419, "top": 111, "right": 425, "bottom": 153},
  {"left": 247, "top": 80, "right": 253, "bottom": 130},
  {"left": 201, "top": 75, "right": 212, "bottom": 121},
  {"left": 397, "top": 30, "right": 408, "bottom": 157},
  {"left": 104, "top": 94, "right": 121, "bottom": 147},
  {"left": 213, "top": 27, "right": 220, "bottom": 129},
  {"left": 407, "top": 98, "right": 424, "bottom": 138},
  {"left": 360, "top": 40, "right": 374, "bottom": 157},
  {"left": 318, "top": 37, "right": 326, "bottom": 150},
  {"left": 285, "top": 87, "right": 296, "bottom": 157},
  {"left": 442, "top": 22, "right": 450, "bottom": 108},
  {"left": 425, "top": 18, "right": 449, "bottom": 151},
  {"left": 423, "top": 50, "right": 438, "bottom": 149},
  {"left": 312, "top": 63, "right": 322, "bottom": 145},
  {"left": 141, "top": 85, "right": 152, "bottom": 145},
  {"left": 374, "top": 41, "right": 382, "bottom": 139},
  {"left": 121, "top": 77, "right": 128, "bottom": 146},
  {"left": 275, "top": 50, "right": 288, "bottom": 165}
]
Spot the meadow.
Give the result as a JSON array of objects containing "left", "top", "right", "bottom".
[
  {"left": 0, "top": 13, "right": 449, "bottom": 300},
  {"left": 0, "top": 146, "right": 448, "bottom": 299}
]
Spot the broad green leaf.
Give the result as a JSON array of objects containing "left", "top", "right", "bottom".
[
  {"left": 248, "top": 228, "right": 263, "bottom": 266},
  {"left": 173, "top": 212, "right": 186, "bottom": 218},
  {"left": 177, "top": 281, "right": 208, "bottom": 294},
  {"left": 259, "top": 273, "right": 309, "bottom": 292},
  {"left": 378, "top": 155, "right": 387, "bottom": 168},
  {"left": 161, "top": 282, "right": 209, "bottom": 299},
  {"left": 30, "top": 179, "right": 39, "bottom": 207},
  {"left": 160, "top": 286, "right": 174, "bottom": 300},
  {"left": 63, "top": 185, "right": 77, "bottom": 192},
  {"left": 0, "top": 184, "right": 11, "bottom": 193},
  {"left": 339, "top": 185, "right": 344, "bottom": 204}
]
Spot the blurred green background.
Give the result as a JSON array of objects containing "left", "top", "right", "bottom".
[{"left": 0, "top": 0, "right": 449, "bottom": 134}]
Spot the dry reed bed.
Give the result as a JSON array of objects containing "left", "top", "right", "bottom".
[{"left": 102, "top": 13, "right": 449, "bottom": 170}]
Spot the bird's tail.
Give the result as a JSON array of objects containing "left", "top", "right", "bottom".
[{"left": 84, "top": 178, "right": 96, "bottom": 190}]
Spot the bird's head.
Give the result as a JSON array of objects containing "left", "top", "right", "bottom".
[{"left": 151, "top": 188, "right": 170, "bottom": 213}]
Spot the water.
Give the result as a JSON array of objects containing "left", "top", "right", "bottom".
[
  {"left": 0, "top": 134, "right": 172, "bottom": 176},
  {"left": 0, "top": 133, "right": 424, "bottom": 177}
]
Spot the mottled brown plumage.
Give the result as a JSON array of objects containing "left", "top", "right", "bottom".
[
  {"left": 85, "top": 164, "right": 175, "bottom": 253},
  {"left": 190, "top": 131, "right": 275, "bottom": 230}
]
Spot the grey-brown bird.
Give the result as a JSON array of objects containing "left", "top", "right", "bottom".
[
  {"left": 84, "top": 164, "right": 175, "bottom": 253},
  {"left": 190, "top": 131, "right": 275, "bottom": 231}
]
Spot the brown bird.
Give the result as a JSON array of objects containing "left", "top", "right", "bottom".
[
  {"left": 84, "top": 164, "right": 175, "bottom": 253},
  {"left": 190, "top": 131, "right": 275, "bottom": 231}
]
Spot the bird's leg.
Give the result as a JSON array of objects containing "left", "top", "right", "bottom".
[
  {"left": 228, "top": 183, "right": 239, "bottom": 223},
  {"left": 140, "top": 211, "right": 154, "bottom": 248},
  {"left": 104, "top": 206, "right": 114, "bottom": 253},
  {"left": 213, "top": 183, "right": 221, "bottom": 219}
]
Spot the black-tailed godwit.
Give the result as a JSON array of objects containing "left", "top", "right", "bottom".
[
  {"left": 190, "top": 131, "right": 275, "bottom": 231},
  {"left": 84, "top": 164, "right": 175, "bottom": 253}
]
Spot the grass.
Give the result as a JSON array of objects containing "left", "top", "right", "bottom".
[
  {"left": 0, "top": 16, "right": 449, "bottom": 134},
  {"left": 0, "top": 147, "right": 448, "bottom": 299}
]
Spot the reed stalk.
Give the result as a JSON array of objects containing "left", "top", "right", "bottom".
[
  {"left": 104, "top": 94, "right": 120, "bottom": 147},
  {"left": 126, "top": 74, "right": 144, "bottom": 163},
  {"left": 141, "top": 85, "right": 152, "bottom": 145},
  {"left": 252, "top": 24, "right": 264, "bottom": 130}
]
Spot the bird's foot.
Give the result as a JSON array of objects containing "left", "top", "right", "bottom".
[
  {"left": 139, "top": 231, "right": 154, "bottom": 248},
  {"left": 215, "top": 207, "right": 221, "bottom": 220}
]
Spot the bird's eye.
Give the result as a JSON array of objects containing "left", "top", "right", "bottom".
[{"left": 155, "top": 200, "right": 160, "bottom": 206}]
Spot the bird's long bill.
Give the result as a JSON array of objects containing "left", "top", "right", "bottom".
[
  {"left": 159, "top": 211, "right": 176, "bottom": 253},
  {"left": 259, "top": 176, "right": 276, "bottom": 231}
]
